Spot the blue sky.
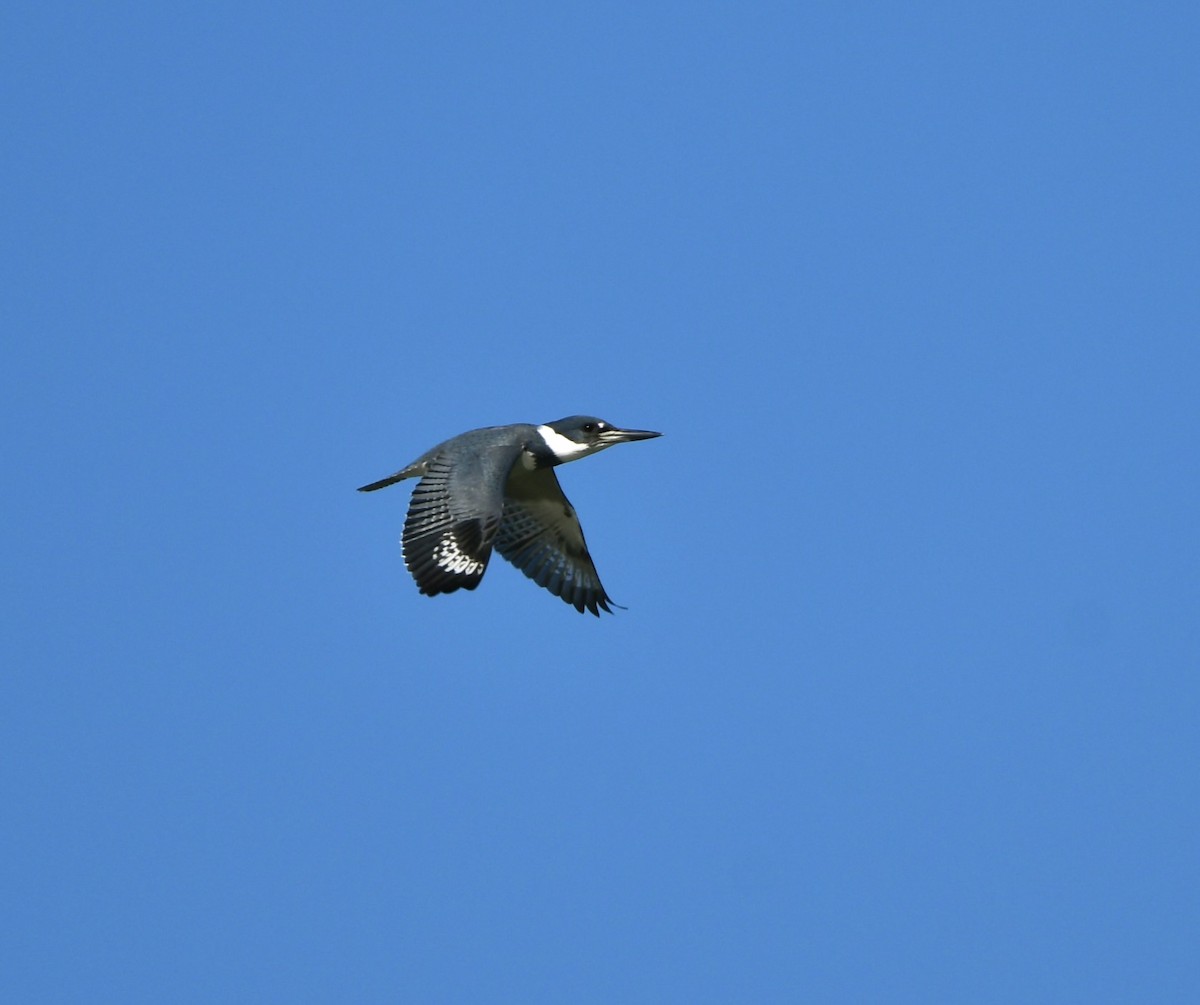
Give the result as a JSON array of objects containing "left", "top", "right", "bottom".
[{"left": 3, "top": 2, "right": 1198, "bottom": 1001}]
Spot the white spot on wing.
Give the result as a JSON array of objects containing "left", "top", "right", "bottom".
[{"left": 433, "top": 535, "right": 484, "bottom": 575}]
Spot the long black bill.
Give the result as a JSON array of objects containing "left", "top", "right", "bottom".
[{"left": 601, "top": 427, "right": 663, "bottom": 444}]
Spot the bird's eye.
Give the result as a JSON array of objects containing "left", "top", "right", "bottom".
[{"left": 582, "top": 422, "right": 596, "bottom": 433}]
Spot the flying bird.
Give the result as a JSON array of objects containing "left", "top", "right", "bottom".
[{"left": 358, "top": 416, "right": 662, "bottom": 615}]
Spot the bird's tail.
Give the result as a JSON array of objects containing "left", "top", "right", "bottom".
[{"left": 357, "top": 469, "right": 413, "bottom": 492}]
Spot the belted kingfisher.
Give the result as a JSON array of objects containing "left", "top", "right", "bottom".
[{"left": 359, "top": 416, "right": 662, "bottom": 615}]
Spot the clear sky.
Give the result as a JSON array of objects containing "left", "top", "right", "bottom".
[{"left": 3, "top": 3, "right": 1198, "bottom": 1002}]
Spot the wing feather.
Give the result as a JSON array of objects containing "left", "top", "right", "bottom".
[
  {"left": 401, "top": 446, "right": 521, "bottom": 596},
  {"left": 494, "top": 467, "right": 615, "bottom": 616}
]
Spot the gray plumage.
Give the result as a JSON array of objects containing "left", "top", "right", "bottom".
[{"left": 359, "top": 416, "right": 661, "bottom": 615}]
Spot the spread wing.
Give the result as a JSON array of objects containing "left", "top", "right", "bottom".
[
  {"left": 494, "top": 466, "right": 615, "bottom": 616},
  {"left": 402, "top": 444, "right": 523, "bottom": 596}
]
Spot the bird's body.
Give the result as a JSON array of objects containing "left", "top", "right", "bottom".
[{"left": 359, "top": 416, "right": 661, "bottom": 615}]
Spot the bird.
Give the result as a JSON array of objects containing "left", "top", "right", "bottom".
[{"left": 358, "top": 416, "right": 662, "bottom": 615}]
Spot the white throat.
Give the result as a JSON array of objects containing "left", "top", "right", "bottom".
[{"left": 537, "top": 424, "right": 595, "bottom": 463}]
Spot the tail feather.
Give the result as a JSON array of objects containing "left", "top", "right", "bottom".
[{"left": 357, "top": 469, "right": 412, "bottom": 492}]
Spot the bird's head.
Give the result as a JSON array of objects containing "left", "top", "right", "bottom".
[{"left": 537, "top": 416, "right": 662, "bottom": 463}]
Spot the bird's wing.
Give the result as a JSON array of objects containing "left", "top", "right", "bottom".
[
  {"left": 494, "top": 467, "right": 615, "bottom": 616},
  {"left": 402, "top": 444, "right": 523, "bottom": 596}
]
